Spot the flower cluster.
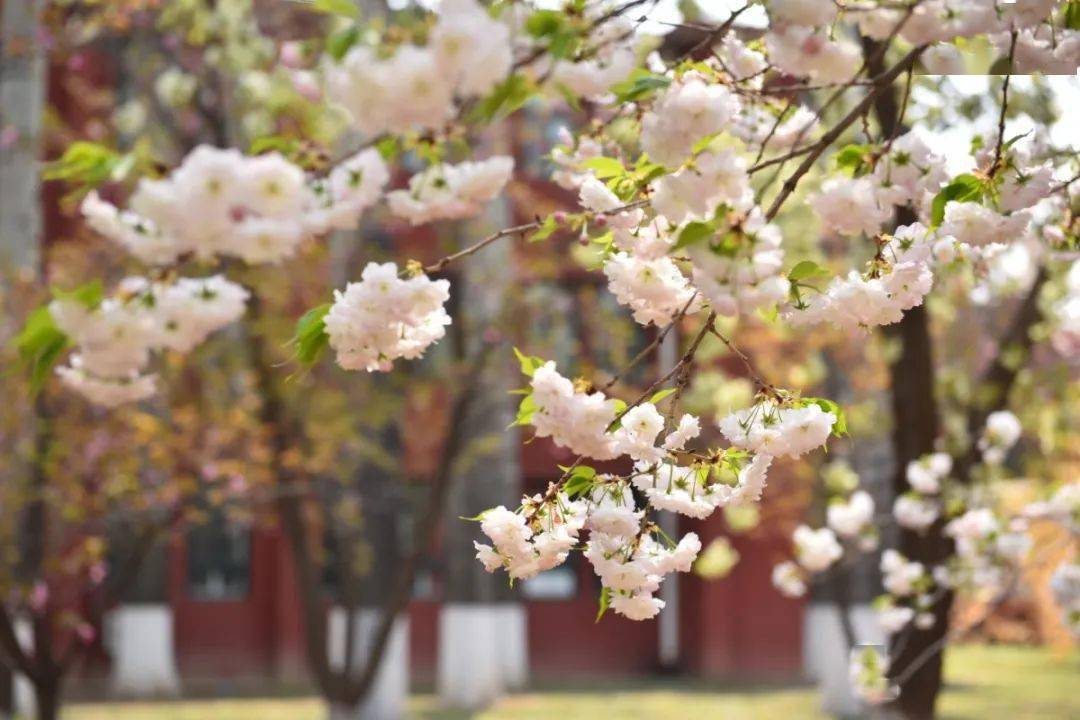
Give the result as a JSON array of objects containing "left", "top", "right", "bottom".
[
  {"left": 602, "top": 251, "right": 698, "bottom": 328},
  {"left": 793, "top": 524, "right": 843, "bottom": 573},
  {"left": 323, "top": 262, "right": 452, "bottom": 372},
  {"left": 811, "top": 133, "right": 947, "bottom": 235},
  {"left": 474, "top": 497, "right": 587, "bottom": 581},
  {"left": 584, "top": 522, "right": 701, "bottom": 620},
  {"left": 526, "top": 361, "right": 709, "bottom": 463},
  {"left": 630, "top": 453, "right": 772, "bottom": 520},
  {"left": 685, "top": 209, "right": 791, "bottom": 318},
  {"left": 550, "top": 127, "right": 603, "bottom": 190},
  {"left": 771, "top": 560, "right": 808, "bottom": 598},
  {"left": 943, "top": 506, "right": 1031, "bottom": 594},
  {"left": 977, "top": 410, "right": 1022, "bottom": 465},
  {"left": 386, "top": 156, "right": 515, "bottom": 225},
  {"left": 640, "top": 72, "right": 740, "bottom": 167},
  {"left": 827, "top": 490, "right": 878, "bottom": 551},
  {"left": 772, "top": 483, "right": 883, "bottom": 598},
  {"left": 873, "top": 547, "right": 940, "bottom": 638},
  {"left": 325, "top": 0, "right": 510, "bottom": 135},
  {"left": 650, "top": 149, "right": 752, "bottom": 224},
  {"left": 938, "top": 202, "right": 1032, "bottom": 258},
  {"left": 1025, "top": 484, "right": 1080, "bottom": 534},
  {"left": 1049, "top": 562, "right": 1080, "bottom": 637},
  {"left": 894, "top": 452, "right": 950, "bottom": 532},
  {"left": 811, "top": 177, "right": 892, "bottom": 238},
  {"left": 51, "top": 275, "right": 249, "bottom": 407},
  {"left": 549, "top": 12, "right": 637, "bottom": 99},
  {"left": 881, "top": 549, "right": 928, "bottom": 598},
  {"left": 83, "top": 145, "right": 388, "bottom": 266},
  {"left": 849, "top": 646, "right": 895, "bottom": 705},
  {"left": 718, "top": 398, "right": 836, "bottom": 459},
  {"left": 787, "top": 223, "right": 935, "bottom": 331},
  {"left": 474, "top": 479, "right": 704, "bottom": 621},
  {"left": 766, "top": 25, "right": 860, "bottom": 84}
]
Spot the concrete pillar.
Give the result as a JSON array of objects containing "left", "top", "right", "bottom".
[
  {"left": 327, "top": 608, "right": 409, "bottom": 720},
  {"left": 13, "top": 617, "right": 34, "bottom": 720},
  {"left": 803, "top": 603, "right": 884, "bottom": 717},
  {"left": 437, "top": 604, "right": 505, "bottom": 708},
  {"left": 106, "top": 604, "right": 180, "bottom": 697},
  {"left": 493, "top": 604, "right": 528, "bottom": 690}
]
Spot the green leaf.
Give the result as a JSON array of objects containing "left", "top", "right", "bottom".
[
  {"left": 512, "top": 347, "right": 545, "bottom": 377},
  {"left": 595, "top": 586, "right": 611, "bottom": 623},
  {"left": 787, "top": 260, "right": 830, "bottom": 283},
  {"left": 291, "top": 303, "right": 331, "bottom": 366},
  {"left": 929, "top": 174, "right": 984, "bottom": 227},
  {"left": 1066, "top": 1, "right": 1080, "bottom": 30},
  {"left": 672, "top": 220, "right": 716, "bottom": 251},
  {"left": 50, "top": 280, "right": 104, "bottom": 310},
  {"left": 528, "top": 214, "right": 560, "bottom": 243},
  {"left": 524, "top": 9, "right": 564, "bottom": 38},
  {"left": 582, "top": 156, "right": 625, "bottom": 180},
  {"left": 833, "top": 143, "right": 874, "bottom": 176},
  {"left": 42, "top": 141, "right": 125, "bottom": 188},
  {"left": 468, "top": 73, "right": 536, "bottom": 123},
  {"left": 610, "top": 70, "right": 671, "bottom": 104},
  {"left": 512, "top": 392, "right": 538, "bottom": 428},
  {"left": 374, "top": 136, "right": 400, "bottom": 162},
  {"left": 12, "top": 306, "right": 70, "bottom": 396},
  {"left": 633, "top": 160, "right": 667, "bottom": 186},
  {"left": 563, "top": 465, "right": 597, "bottom": 499},
  {"left": 300, "top": 0, "right": 360, "bottom": 18},
  {"left": 326, "top": 24, "right": 360, "bottom": 62},
  {"left": 649, "top": 388, "right": 676, "bottom": 405}
]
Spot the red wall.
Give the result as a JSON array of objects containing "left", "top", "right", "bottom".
[{"left": 680, "top": 520, "right": 805, "bottom": 679}]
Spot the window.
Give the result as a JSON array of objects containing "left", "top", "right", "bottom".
[
  {"left": 521, "top": 565, "right": 579, "bottom": 601},
  {"left": 186, "top": 510, "right": 251, "bottom": 600}
]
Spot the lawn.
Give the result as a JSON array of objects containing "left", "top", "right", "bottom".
[{"left": 65, "top": 644, "right": 1078, "bottom": 720}]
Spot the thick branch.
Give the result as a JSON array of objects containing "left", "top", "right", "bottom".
[
  {"left": 763, "top": 45, "right": 927, "bottom": 221},
  {"left": 342, "top": 346, "right": 492, "bottom": 705}
]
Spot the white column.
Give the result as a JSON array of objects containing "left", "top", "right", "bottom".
[
  {"left": 803, "top": 602, "right": 883, "bottom": 716},
  {"left": 107, "top": 604, "right": 180, "bottom": 697},
  {"left": 492, "top": 604, "right": 528, "bottom": 690},
  {"left": 13, "top": 617, "right": 34, "bottom": 719},
  {"left": 438, "top": 604, "right": 511, "bottom": 709},
  {"left": 327, "top": 607, "right": 409, "bottom": 720}
]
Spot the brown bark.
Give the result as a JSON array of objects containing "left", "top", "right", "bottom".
[
  {"left": 248, "top": 280, "right": 492, "bottom": 711},
  {"left": 860, "top": 36, "right": 947, "bottom": 719},
  {"left": 247, "top": 291, "right": 338, "bottom": 701},
  {"left": 862, "top": 35, "right": 1052, "bottom": 718},
  {"left": 886, "top": 305, "right": 947, "bottom": 720},
  {"left": 31, "top": 673, "right": 59, "bottom": 720}
]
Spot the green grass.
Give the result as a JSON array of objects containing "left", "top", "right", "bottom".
[{"left": 64, "top": 644, "right": 1078, "bottom": 719}]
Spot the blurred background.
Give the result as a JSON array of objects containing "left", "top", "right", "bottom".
[{"left": 0, "top": 1, "right": 1077, "bottom": 719}]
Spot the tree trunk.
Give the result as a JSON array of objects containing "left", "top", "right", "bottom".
[
  {"left": 858, "top": 31, "right": 950, "bottom": 717},
  {"left": 886, "top": 307, "right": 948, "bottom": 720},
  {"left": 31, "top": 674, "right": 59, "bottom": 720}
]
